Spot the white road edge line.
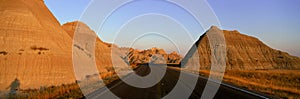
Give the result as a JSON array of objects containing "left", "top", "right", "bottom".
[{"left": 168, "top": 68, "right": 269, "bottom": 99}]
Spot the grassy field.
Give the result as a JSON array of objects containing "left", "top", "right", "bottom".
[{"left": 199, "top": 70, "right": 300, "bottom": 99}]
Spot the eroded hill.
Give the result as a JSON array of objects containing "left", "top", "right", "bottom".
[
  {"left": 183, "top": 26, "right": 300, "bottom": 70},
  {"left": 0, "top": 0, "right": 75, "bottom": 90},
  {"left": 123, "top": 48, "right": 182, "bottom": 65}
]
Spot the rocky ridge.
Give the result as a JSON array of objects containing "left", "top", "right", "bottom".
[
  {"left": 183, "top": 26, "right": 300, "bottom": 70},
  {"left": 124, "top": 48, "right": 182, "bottom": 65}
]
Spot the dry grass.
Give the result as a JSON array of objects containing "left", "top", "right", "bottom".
[
  {"left": 0, "top": 73, "right": 122, "bottom": 99},
  {"left": 78, "top": 66, "right": 132, "bottom": 95},
  {"left": 199, "top": 70, "right": 300, "bottom": 99},
  {"left": 0, "top": 83, "right": 84, "bottom": 99},
  {"left": 0, "top": 67, "right": 132, "bottom": 98}
]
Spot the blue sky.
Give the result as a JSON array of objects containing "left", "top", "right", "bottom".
[{"left": 45, "top": 0, "right": 300, "bottom": 57}]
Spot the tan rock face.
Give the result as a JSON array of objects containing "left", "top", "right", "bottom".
[
  {"left": 0, "top": 0, "right": 174, "bottom": 90},
  {"left": 187, "top": 26, "right": 300, "bottom": 70},
  {"left": 62, "top": 21, "right": 128, "bottom": 79},
  {"left": 125, "top": 48, "right": 182, "bottom": 65},
  {"left": 0, "top": 0, "right": 75, "bottom": 90},
  {"left": 0, "top": 0, "right": 128, "bottom": 90},
  {"left": 168, "top": 51, "right": 182, "bottom": 63},
  {"left": 1, "top": 0, "right": 299, "bottom": 91}
]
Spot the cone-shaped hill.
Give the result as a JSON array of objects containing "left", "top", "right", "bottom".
[
  {"left": 182, "top": 26, "right": 300, "bottom": 70},
  {"left": 0, "top": 0, "right": 75, "bottom": 90},
  {"left": 62, "top": 21, "right": 128, "bottom": 79}
]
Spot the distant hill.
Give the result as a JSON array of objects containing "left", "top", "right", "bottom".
[
  {"left": 123, "top": 48, "right": 182, "bottom": 65},
  {"left": 182, "top": 26, "right": 300, "bottom": 70}
]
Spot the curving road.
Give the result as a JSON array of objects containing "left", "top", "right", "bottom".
[{"left": 85, "top": 65, "right": 269, "bottom": 99}]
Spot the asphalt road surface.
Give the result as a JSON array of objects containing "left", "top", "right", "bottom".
[{"left": 85, "top": 65, "right": 269, "bottom": 99}]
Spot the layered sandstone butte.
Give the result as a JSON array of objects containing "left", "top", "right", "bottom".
[
  {"left": 183, "top": 26, "right": 300, "bottom": 70},
  {"left": 62, "top": 21, "right": 128, "bottom": 79},
  {"left": 124, "top": 47, "right": 182, "bottom": 65},
  {"left": 0, "top": 0, "right": 75, "bottom": 89}
]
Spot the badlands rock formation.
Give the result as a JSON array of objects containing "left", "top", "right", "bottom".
[
  {"left": 124, "top": 48, "right": 182, "bottom": 65},
  {"left": 0, "top": 0, "right": 75, "bottom": 89},
  {"left": 0, "top": 0, "right": 128, "bottom": 90},
  {"left": 1, "top": 0, "right": 299, "bottom": 92},
  {"left": 183, "top": 26, "right": 300, "bottom": 70},
  {"left": 62, "top": 21, "right": 128, "bottom": 79}
]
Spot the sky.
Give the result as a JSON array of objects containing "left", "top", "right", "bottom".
[{"left": 45, "top": 0, "right": 300, "bottom": 57}]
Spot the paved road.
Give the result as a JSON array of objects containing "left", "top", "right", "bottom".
[{"left": 85, "top": 65, "right": 269, "bottom": 99}]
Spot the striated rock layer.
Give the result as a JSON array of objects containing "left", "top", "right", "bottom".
[
  {"left": 183, "top": 26, "right": 300, "bottom": 70},
  {"left": 0, "top": 0, "right": 128, "bottom": 90}
]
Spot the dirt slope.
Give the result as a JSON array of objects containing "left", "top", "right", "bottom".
[{"left": 0, "top": 0, "right": 75, "bottom": 90}]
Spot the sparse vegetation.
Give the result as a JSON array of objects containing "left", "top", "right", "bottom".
[
  {"left": 73, "top": 67, "right": 132, "bottom": 95},
  {"left": 101, "top": 73, "right": 120, "bottom": 84},
  {"left": 18, "top": 49, "right": 24, "bottom": 55},
  {"left": 74, "top": 44, "right": 84, "bottom": 51},
  {"left": 30, "top": 45, "right": 48, "bottom": 55},
  {"left": 107, "top": 44, "right": 111, "bottom": 47},
  {"left": 97, "top": 67, "right": 122, "bottom": 84},
  {"left": 0, "top": 51, "right": 8, "bottom": 55},
  {"left": 198, "top": 70, "right": 300, "bottom": 98},
  {"left": 0, "top": 83, "right": 84, "bottom": 99},
  {"left": 30, "top": 45, "right": 49, "bottom": 51}
]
